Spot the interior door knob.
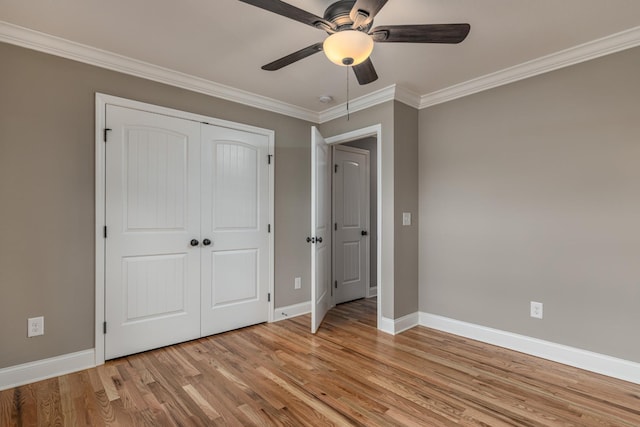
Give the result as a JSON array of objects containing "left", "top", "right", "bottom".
[
  {"left": 316, "top": 236, "right": 323, "bottom": 243},
  {"left": 190, "top": 239, "right": 199, "bottom": 247},
  {"left": 361, "top": 230, "right": 368, "bottom": 236},
  {"left": 306, "top": 237, "right": 316, "bottom": 243},
  {"left": 203, "top": 238, "right": 212, "bottom": 246}
]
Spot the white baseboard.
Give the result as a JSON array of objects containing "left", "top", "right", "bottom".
[
  {"left": 367, "top": 286, "right": 378, "bottom": 298},
  {"left": 379, "top": 312, "right": 420, "bottom": 335},
  {"left": 378, "top": 316, "right": 395, "bottom": 334},
  {"left": 0, "top": 349, "right": 95, "bottom": 391},
  {"left": 272, "top": 301, "right": 311, "bottom": 322},
  {"left": 419, "top": 312, "right": 640, "bottom": 385},
  {"left": 394, "top": 312, "right": 420, "bottom": 334}
]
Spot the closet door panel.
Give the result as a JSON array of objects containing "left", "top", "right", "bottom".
[
  {"left": 105, "top": 105, "right": 201, "bottom": 359},
  {"left": 200, "top": 125, "right": 269, "bottom": 336}
]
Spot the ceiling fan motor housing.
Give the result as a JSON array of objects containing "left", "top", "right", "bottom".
[{"left": 323, "top": 0, "right": 373, "bottom": 33}]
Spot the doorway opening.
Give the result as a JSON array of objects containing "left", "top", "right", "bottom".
[
  {"left": 333, "top": 141, "right": 375, "bottom": 305},
  {"left": 311, "top": 125, "right": 382, "bottom": 333}
]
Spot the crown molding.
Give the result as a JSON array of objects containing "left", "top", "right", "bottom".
[
  {"left": 0, "top": 21, "right": 320, "bottom": 123},
  {"left": 420, "top": 25, "right": 640, "bottom": 109},
  {"left": 394, "top": 85, "right": 422, "bottom": 109},
  {"left": 318, "top": 85, "right": 396, "bottom": 123},
  {"left": 3, "top": 20, "right": 639, "bottom": 122},
  {"left": 318, "top": 84, "right": 421, "bottom": 123},
  {"left": 319, "top": 26, "right": 640, "bottom": 118}
]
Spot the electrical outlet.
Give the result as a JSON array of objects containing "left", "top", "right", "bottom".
[
  {"left": 28, "top": 316, "right": 44, "bottom": 337},
  {"left": 294, "top": 277, "right": 301, "bottom": 290},
  {"left": 530, "top": 301, "right": 543, "bottom": 319}
]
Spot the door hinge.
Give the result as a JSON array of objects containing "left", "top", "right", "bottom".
[
  {"left": 267, "top": 293, "right": 271, "bottom": 302},
  {"left": 335, "top": 280, "right": 338, "bottom": 289},
  {"left": 334, "top": 222, "right": 337, "bottom": 231},
  {"left": 268, "top": 154, "right": 273, "bottom": 165},
  {"left": 268, "top": 224, "right": 271, "bottom": 233},
  {"left": 103, "top": 226, "right": 107, "bottom": 238},
  {"left": 103, "top": 128, "right": 112, "bottom": 142},
  {"left": 334, "top": 164, "right": 338, "bottom": 173},
  {"left": 103, "top": 321, "right": 107, "bottom": 334}
]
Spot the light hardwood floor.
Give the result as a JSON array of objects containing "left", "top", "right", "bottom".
[{"left": 2, "top": 298, "right": 639, "bottom": 426}]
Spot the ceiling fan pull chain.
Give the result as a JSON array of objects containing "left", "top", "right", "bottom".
[{"left": 346, "top": 65, "right": 350, "bottom": 121}]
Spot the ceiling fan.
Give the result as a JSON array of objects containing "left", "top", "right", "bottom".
[{"left": 237, "top": 0, "right": 470, "bottom": 85}]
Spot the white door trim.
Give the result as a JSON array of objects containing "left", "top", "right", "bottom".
[
  {"left": 325, "top": 125, "right": 383, "bottom": 332},
  {"left": 95, "top": 93, "right": 275, "bottom": 365}
]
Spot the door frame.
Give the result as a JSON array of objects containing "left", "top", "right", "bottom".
[
  {"left": 325, "top": 125, "right": 382, "bottom": 331},
  {"left": 332, "top": 144, "right": 370, "bottom": 305},
  {"left": 94, "top": 93, "right": 275, "bottom": 366}
]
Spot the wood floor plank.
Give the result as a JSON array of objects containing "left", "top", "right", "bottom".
[
  {"left": 3, "top": 298, "right": 640, "bottom": 426},
  {"left": 15, "top": 384, "right": 39, "bottom": 426},
  {"left": 58, "top": 374, "right": 81, "bottom": 426},
  {"left": 0, "top": 387, "right": 18, "bottom": 426},
  {"left": 182, "top": 383, "right": 222, "bottom": 421},
  {"left": 35, "top": 378, "right": 64, "bottom": 426}
]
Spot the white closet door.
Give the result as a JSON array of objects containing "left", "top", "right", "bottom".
[
  {"left": 105, "top": 105, "right": 201, "bottom": 359},
  {"left": 200, "top": 124, "right": 270, "bottom": 336},
  {"left": 311, "top": 127, "right": 332, "bottom": 333}
]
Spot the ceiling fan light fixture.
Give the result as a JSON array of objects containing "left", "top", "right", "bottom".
[{"left": 323, "top": 30, "right": 374, "bottom": 66}]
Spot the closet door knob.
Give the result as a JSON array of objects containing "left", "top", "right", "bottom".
[
  {"left": 190, "top": 239, "right": 199, "bottom": 247},
  {"left": 203, "top": 238, "right": 212, "bottom": 246}
]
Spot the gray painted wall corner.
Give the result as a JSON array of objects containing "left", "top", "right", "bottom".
[
  {"left": 418, "top": 46, "right": 640, "bottom": 363},
  {"left": 393, "top": 101, "right": 420, "bottom": 318},
  {"left": 0, "top": 41, "right": 312, "bottom": 368}
]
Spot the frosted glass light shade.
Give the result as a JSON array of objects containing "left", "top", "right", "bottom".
[{"left": 323, "top": 30, "right": 374, "bottom": 66}]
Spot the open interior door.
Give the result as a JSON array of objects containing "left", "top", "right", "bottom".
[{"left": 311, "top": 127, "right": 332, "bottom": 333}]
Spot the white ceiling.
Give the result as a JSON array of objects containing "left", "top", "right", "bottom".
[{"left": 1, "top": 0, "right": 640, "bottom": 113}]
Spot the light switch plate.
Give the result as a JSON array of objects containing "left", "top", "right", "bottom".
[{"left": 402, "top": 212, "right": 411, "bottom": 226}]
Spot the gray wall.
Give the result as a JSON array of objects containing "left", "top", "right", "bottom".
[
  {"left": 393, "top": 102, "right": 419, "bottom": 318},
  {"left": 343, "top": 137, "right": 377, "bottom": 290},
  {"left": 419, "top": 46, "right": 640, "bottom": 362},
  {"left": 0, "top": 42, "right": 312, "bottom": 368},
  {"left": 320, "top": 101, "right": 420, "bottom": 320}
]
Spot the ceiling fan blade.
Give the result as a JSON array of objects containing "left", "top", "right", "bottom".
[
  {"left": 350, "top": 0, "right": 389, "bottom": 29},
  {"left": 237, "top": 0, "right": 335, "bottom": 31},
  {"left": 261, "top": 42, "right": 324, "bottom": 71},
  {"left": 352, "top": 58, "right": 378, "bottom": 85},
  {"left": 371, "top": 23, "right": 470, "bottom": 43}
]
